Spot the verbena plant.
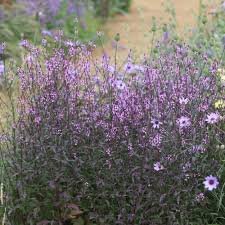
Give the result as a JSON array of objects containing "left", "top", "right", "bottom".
[
  {"left": 152, "top": 2, "right": 225, "bottom": 223},
  {"left": 0, "top": 33, "right": 224, "bottom": 224}
]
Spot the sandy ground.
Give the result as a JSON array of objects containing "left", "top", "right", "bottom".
[{"left": 94, "top": 0, "right": 212, "bottom": 60}]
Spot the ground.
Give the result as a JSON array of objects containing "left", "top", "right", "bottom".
[{"left": 94, "top": 0, "right": 215, "bottom": 60}]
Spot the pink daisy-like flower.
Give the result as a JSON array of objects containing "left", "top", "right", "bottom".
[
  {"left": 134, "top": 64, "right": 145, "bottom": 73},
  {"left": 124, "top": 63, "right": 135, "bottom": 74},
  {"left": 107, "top": 65, "right": 115, "bottom": 73},
  {"left": 179, "top": 97, "right": 189, "bottom": 105},
  {"left": 205, "top": 112, "right": 220, "bottom": 124},
  {"left": 153, "top": 162, "right": 164, "bottom": 171},
  {"left": 115, "top": 80, "right": 126, "bottom": 90},
  {"left": 203, "top": 175, "right": 219, "bottom": 191},
  {"left": 177, "top": 116, "right": 191, "bottom": 128},
  {"left": 151, "top": 119, "right": 162, "bottom": 129}
]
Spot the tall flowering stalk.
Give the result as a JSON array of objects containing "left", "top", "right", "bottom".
[{"left": 2, "top": 37, "right": 225, "bottom": 224}]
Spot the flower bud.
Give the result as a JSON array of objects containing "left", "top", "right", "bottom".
[{"left": 114, "top": 33, "right": 120, "bottom": 42}]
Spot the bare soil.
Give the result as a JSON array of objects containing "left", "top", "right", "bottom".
[{"left": 94, "top": 0, "right": 209, "bottom": 60}]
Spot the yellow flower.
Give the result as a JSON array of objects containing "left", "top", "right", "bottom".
[
  {"left": 217, "top": 68, "right": 225, "bottom": 82},
  {"left": 215, "top": 99, "right": 225, "bottom": 109}
]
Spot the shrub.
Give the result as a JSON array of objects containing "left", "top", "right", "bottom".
[{"left": 1, "top": 37, "right": 225, "bottom": 224}]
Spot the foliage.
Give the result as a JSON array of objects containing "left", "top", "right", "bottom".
[
  {"left": 151, "top": 2, "right": 225, "bottom": 222},
  {"left": 49, "top": 0, "right": 100, "bottom": 43},
  {"left": 0, "top": 4, "right": 41, "bottom": 59},
  {"left": 91, "top": 0, "right": 132, "bottom": 17},
  {"left": 1, "top": 36, "right": 224, "bottom": 224},
  {"left": 16, "top": 0, "right": 100, "bottom": 43},
  {"left": 156, "top": 0, "right": 225, "bottom": 62},
  {"left": 0, "top": 0, "right": 101, "bottom": 63},
  {"left": 187, "top": 0, "right": 225, "bottom": 62}
]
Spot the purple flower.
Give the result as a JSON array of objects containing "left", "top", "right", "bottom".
[
  {"left": 41, "top": 30, "right": 52, "bottom": 37},
  {"left": 153, "top": 162, "right": 164, "bottom": 171},
  {"left": 34, "top": 116, "right": 41, "bottom": 124},
  {"left": 179, "top": 97, "right": 189, "bottom": 105},
  {"left": 0, "top": 61, "right": 4, "bottom": 75},
  {"left": 195, "top": 193, "right": 205, "bottom": 202},
  {"left": 26, "top": 55, "right": 34, "bottom": 66},
  {"left": 151, "top": 134, "right": 162, "bottom": 147},
  {"left": 151, "top": 119, "right": 162, "bottom": 129},
  {"left": 190, "top": 145, "right": 206, "bottom": 154},
  {"left": 177, "top": 116, "right": 191, "bottom": 128},
  {"left": 0, "top": 43, "right": 5, "bottom": 54},
  {"left": 42, "top": 39, "right": 47, "bottom": 46},
  {"left": 19, "top": 40, "right": 30, "bottom": 48},
  {"left": 162, "top": 31, "right": 169, "bottom": 42},
  {"left": 124, "top": 63, "right": 135, "bottom": 74},
  {"left": 203, "top": 175, "right": 219, "bottom": 191},
  {"left": 64, "top": 41, "right": 75, "bottom": 47},
  {"left": 205, "top": 112, "right": 220, "bottom": 124},
  {"left": 115, "top": 80, "right": 126, "bottom": 90},
  {"left": 134, "top": 65, "right": 145, "bottom": 73},
  {"left": 107, "top": 66, "right": 115, "bottom": 74},
  {"left": 47, "top": 0, "right": 61, "bottom": 17}
]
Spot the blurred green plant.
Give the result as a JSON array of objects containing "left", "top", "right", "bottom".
[
  {"left": 0, "top": 4, "right": 41, "bottom": 59},
  {"left": 188, "top": 0, "right": 225, "bottom": 62},
  {"left": 0, "top": 1, "right": 102, "bottom": 64},
  {"left": 91, "top": 0, "right": 132, "bottom": 18},
  {"left": 156, "top": 0, "right": 225, "bottom": 62},
  {"left": 47, "top": 0, "right": 100, "bottom": 43}
]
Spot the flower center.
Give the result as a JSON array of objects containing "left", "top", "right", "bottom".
[{"left": 209, "top": 179, "right": 215, "bottom": 185}]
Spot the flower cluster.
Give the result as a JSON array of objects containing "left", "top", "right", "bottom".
[{"left": 4, "top": 40, "right": 224, "bottom": 224}]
